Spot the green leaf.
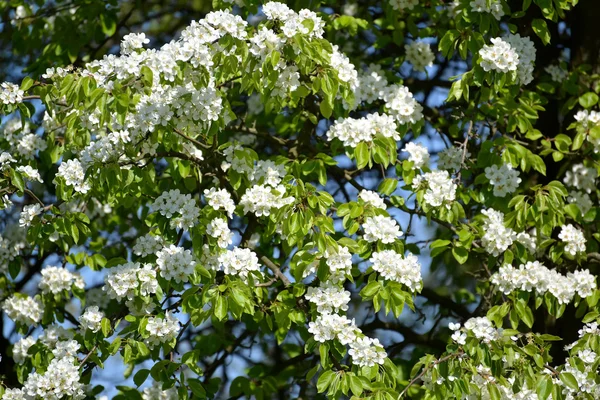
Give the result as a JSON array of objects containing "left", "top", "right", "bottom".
[
  {"left": 532, "top": 19, "right": 551, "bottom": 45},
  {"left": 133, "top": 369, "right": 150, "bottom": 387},
  {"left": 559, "top": 372, "right": 578, "bottom": 391},
  {"left": 317, "top": 370, "right": 336, "bottom": 393},
  {"left": 101, "top": 318, "right": 112, "bottom": 337},
  {"left": 214, "top": 295, "right": 228, "bottom": 320},
  {"left": 355, "top": 142, "right": 369, "bottom": 170},
  {"left": 579, "top": 92, "right": 599, "bottom": 109},
  {"left": 536, "top": 376, "right": 552, "bottom": 400},
  {"left": 21, "top": 76, "right": 34, "bottom": 91},
  {"left": 360, "top": 281, "right": 381, "bottom": 298},
  {"left": 452, "top": 247, "right": 469, "bottom": 264}
]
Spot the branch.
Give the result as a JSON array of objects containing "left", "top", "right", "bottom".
[{"left": 398, "top": 350, "right": 464, "bottom": 398}]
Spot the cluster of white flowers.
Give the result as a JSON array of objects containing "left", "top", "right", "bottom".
[
  {"left": 348, "top": 337, "right": 387, "bottom": 367},
  {"left": 389, "top": 0, "right": 418, "bottom": 11},
  {"left": 263, "top": 2, "right": 324, "bottom": 39},
  {"left": 146, "top": 312, "right": 180, "bottom": 348},
  {"left": 324, "top": 246, "right": 353, "bottom": 282},
  {"left": 142, "top": 381, "right": 178, "bottom": 400},
  {"left": 405, "top": 41, "right": 435, "bottom": 72},
  {"left": 479, "top": 38, "right": 519, "bottom": 73},
  {"left": 484, "top": 163, "right": 521, "bottom": 197},
  {"left": 412, "top": 170, "right": 457, "bottom": 207},
  {"left": 470, "top": 0, "right": 504, "bottom": 20},
  {"left": 79, "top": 306, "right": 105, "bottom": 333},
  {"left": 402, "top": 142, "right": 430, "bottom": 169},
  {"left": 0, "top": 82, "right": 24, "bottom": 105},
  {"left": 383, "top": 84, "right": 424, "bottom": 125},
  {"left": 545, "top": 64, "right": 568, "bottom": 82},
  {"left": 3, "top": 295, "right": 43, "bottom": 326},
  {"left": 39, "top": 266, "right": 83, "bottom": 295},
  {"left": 19, "top": 204, "right": 42, "bottom": 227},
  {"left": 358, "top": 190, "right": 386, "bottom": 209},
  {"left": 152, "top": 189, "right": 201, "bottom": 229},
  {"left": 13, "top": 336, "right": 36, "bottom": 364},
  {"left": 249, "top": 160, "right": 287, "bottom": 187},
  {"left": 55, "top": 159, "right": 90, "bottom": 194},
  {"left": 305, "top": 282, "right": 351, "bottom": 313},
  {"left": 438, "top": 146, "right": 468, "bottom": 171},
  {"left": 331, "top": 45, "right": 359, "bottom": 88},
  {"left": 326, "top": 112, "right": 398, "bottom": 148},
  {"left": 480, "top": 209, "right": 536, "bottom": 256},
  {"left": 240, "top": 184, "right": 294, "bottom": 217},
  {"left": 573, "top": 110, "right": 600, "bottom": 130},
  {"left": 104, "top": 262, "right": 158, "bottom": 301},
  {"left": 558, "top": 224, "right": 587, "bottom": 256},
  {"left": 564, "top": 163, "right": 597, "bottom": 194},
  {"left": 369, "top": 250, "right": 422, "bottom": 292},
  {"left": 217, "top": 247, "right": 261, "bottom": 281},
  {"left": 504, "top": 34, "right": 536, "bottom": 85},
  {"left": 156, "top": 245, "right": 196, "bottom": 283},
  {"left": 353, "top": 64, "right": 388, "bottom": 105},
  {"left": 568, "top": 190, "right": 593, "bottom": 215},
  {"left": 17, "top": 352, "right": 85, "bottom": 399},
  {"left": 492, "top": 262, "right": 596, "bottom": 304},
  {"left": 207, "top": 218, "right": 233, "bottom": 248},
  {"left": 454, "top": 317, "right": 501, "bottom": 344},
  {"left": 121, "top": 32, "right": 150, "bottom": 55},
  {"left": 16, "top": 165, "right": 42, "bottom": 183},
  {"left": 17, "top": 133, "right": 48, "bottom": 160},
  {"left": 204, "top": 187, "right": 236, "bottom": 218},
  {"left": 362, "top": 215, "right": 403, "bottom": 244},
  {"left": 133, "top": 233, "right": 165, "bottom": 257}
]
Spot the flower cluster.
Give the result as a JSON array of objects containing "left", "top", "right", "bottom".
[
  {"left": 383, "top": 84, "right": 424, "bottom": 125},
  {"left": 217, "top": 247, "right": 261, "bottom": 281},
  {"left": 492, "top": 261, "right": 596, "bottom": 304},
  {"left": 470, "top": 0, "right": 504, "bottom": 20},
  {"left": 402, "top": 142, "right": 430, "bottom": 169},
  {"left": 156, "top": 245, "right": 196, "bottom": 283},
  {"left": 121, "top": 32, "right": 150, "bottom": 55},
  {"left": 204, "top": 187, "right": 236, "bottom": 218},
  {"left": 574, "top": 109, "right": 600, "bottom": 130},
  {"left": 0, "top": 82, "right": 24, "bottom": 105},
  {"left": 326, "top": 112, "right": 398, "bottom": 148},
  {"left": 358, "top": 190, "right": 386, "bottom": 209},
  {"left": 13, "top": 336, "right": 36, "bottom": 364},
  {"left": 55, "top": 159, "right": 90, "bottom": 194},
  {"left": 3, "top": 295, "right": 43, "bottom": 326},
  {"left": 369, "top": 250, "right": 422, "bottom": 292},
  {"left": 142, "top": 381, "right": 178, "bottom": 400},
  {"left": 152, "top": 189, "right": 201, "bottom": 230},
  {"left": 504, "top": 34, "right": 536, "bottom": 85},
  {"left": 479, "top": 38, "right": 518, "bottom": 73},
  {"left": 240, "top": 184, "right": 295, "bottom": 217},
  {"left": 263, "top": 2, "right": 324, "bottom": 39},
  {"left": 545, "top": 64, "right": 568, "bottom": 82},
  {"left": 348, "top": 337, "right": 387, "bottom": 367},
  {"left": 438, "top": 146, "right": 468, "bottom": 171},
  {"left": 558, "top": 224, "right": 586, "bottom": 256},
  {"left": 104, "top": 262, "right": 158, "bottom": 301},
  {"left": 146, "top": 312, "right": 180, "bottom": 348},
  {"left": 389, "top": 0, "right": 418, "bottom": 11},
  {"left": 568, "top": 190, "right": 593, "bottom": 215},
  {"left": 325, "top": 246, "right": 353, "bottom": 282},
  {"left": 480, "top": 209, "right": 515, "bottom": 256},
  {"left": 305, "top": 282, "right": 351, "bottom": 313},
  {"left": 454, "top": 317, "right": 501, "bottom": 344},
  {"left": 79, "top": 306, "right": 105, "bottom": 333},
  {"left": 207, "top": 218, "right": 233, "bottom": 248},
  {"left": 16, "top": 352, "right": 85, "bottom": 399},
  {"left": 16, "top": 165, "right": 42, "bottom": 183},
  {"left": 484, "top": 163, "right": 521, "bottom": 197},
  {"left": 362, "top": 215, "right": 403, "bottom": 243},
  {"left": 564, "top": 163, "right": 596, "bottom": 194},
  {"left": 38, "top": 266, "right": 83, "bottom": 295},
  {"left": 405, "top": 41, "right": 435, "bottom": 72},
  {"left": 412, "top": 170, "right": 457, "bottom": 207},
  {"left": 133, "top": 233, "right": 165, "bottom": 257},
  {"left": 19, "top": 204, "right": 42, "bottom": 228}
]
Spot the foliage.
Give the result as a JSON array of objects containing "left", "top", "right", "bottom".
[{"left": 1, "top": 0, "right": 600, "bottom": 399}]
